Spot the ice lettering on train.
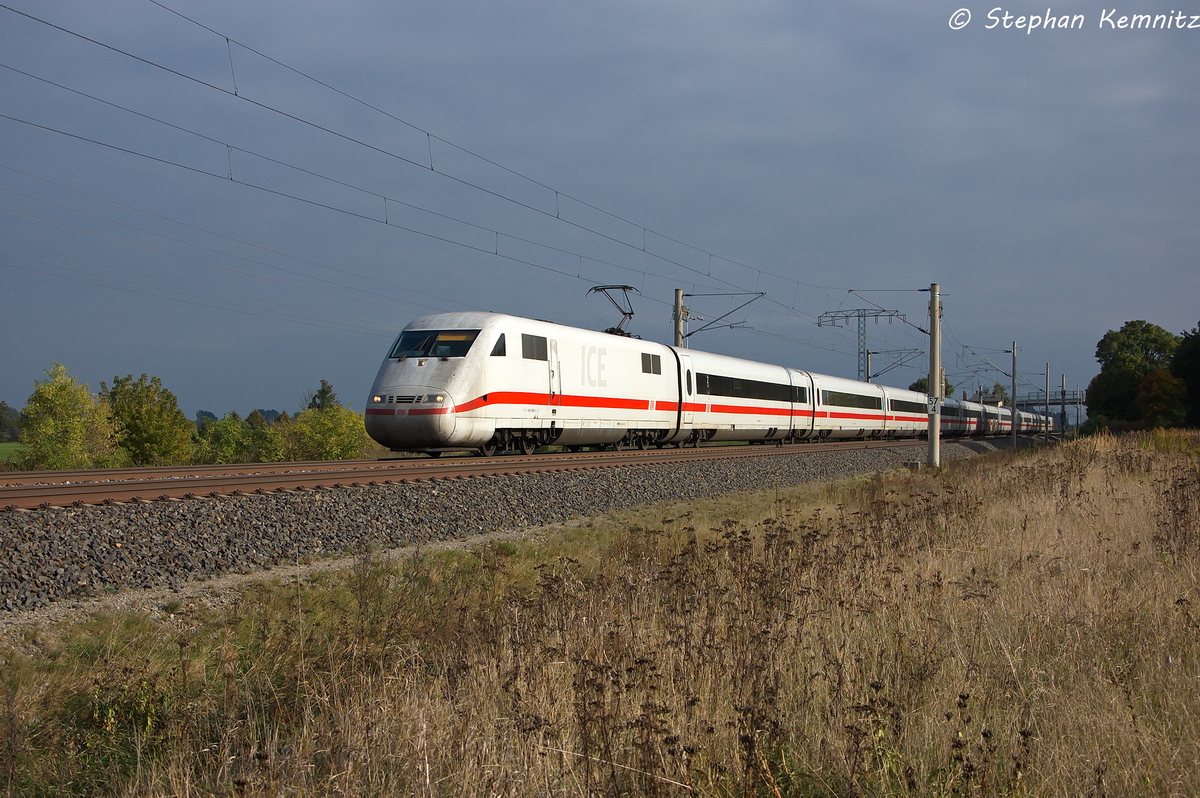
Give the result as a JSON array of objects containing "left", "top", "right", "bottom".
[{"left": 581, "top": 346, "right": 608, "bottom": 387}]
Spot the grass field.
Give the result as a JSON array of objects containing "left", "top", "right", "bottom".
[
  {"left": 2, "top": 431, "right": 1199, "bottom": 796},
  {"left": 0, "top": 442, "right": 21, "bottom": 463}
]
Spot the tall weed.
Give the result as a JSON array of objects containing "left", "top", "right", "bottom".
[{"left": 4, "top": 434, "right": 1199, "bottom": 796}]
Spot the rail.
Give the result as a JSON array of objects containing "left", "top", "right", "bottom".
[{"left": 1, "top": 439, "right": 927, "bottom": 511}]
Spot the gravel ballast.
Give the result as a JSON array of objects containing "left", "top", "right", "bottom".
[{"left": 0, "top": 441, "right": 1004, "bottom": 612}]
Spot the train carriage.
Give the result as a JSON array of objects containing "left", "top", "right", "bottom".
[
  {"left": 682, "top": 350, "right": 812, "bottom": 444},
  {"left": 809, "top": 374, "right": 886, "bottom": 439},
  {"left": 366, "top": 312, "right": 683, "bottom": 453},
  {"left": 940, "top": 399, "right": 967, "bottom": 437},
  {"left": 366, "top": 311, "right": 1052, "bottom": 455},
  {"left": 882, "top": 386, "right": 930, "bottom": 438}
]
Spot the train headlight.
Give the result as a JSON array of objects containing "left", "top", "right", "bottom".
[
  {"left": 428, "top": 394, "right": 445, "bottom": 403},
  {"left": 372, "top": 395, "right": 383, "bottom": 403}
]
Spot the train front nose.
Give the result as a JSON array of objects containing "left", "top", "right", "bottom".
[{"left": 365, "top": 388, "right": 456, "bottom": 449}]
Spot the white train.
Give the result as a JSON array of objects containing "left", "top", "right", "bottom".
[{"left": 365, "top": 312, "right": 1051, "bottom": 455}]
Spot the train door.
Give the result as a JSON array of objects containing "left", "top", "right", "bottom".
[
  {"left": 793, "top": 370, "right": 815, "bottom": 439},
  {"left": 548, "top": 339, "right": 561, "bottom": 404},
  {"left": 678, "top": 353, "right": 695, "bottom": 426}
]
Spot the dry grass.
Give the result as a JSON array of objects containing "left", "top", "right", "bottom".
[{"left": 3, "top": 431, "right": 1199, "bottom": 796}]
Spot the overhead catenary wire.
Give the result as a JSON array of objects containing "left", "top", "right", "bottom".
[
  {"left": 0, "top": 258, "right": 393, "bottom": 336},
  {"left": 0, "top": 234, "right": 429, "bottom": 330},
  {"left": 846, "top": 289, "right": 1059, "bottom": 390},
  {"left": 0, "top": 60, "right": 679, "bottom": 297},
  {"left": 952, "top": 334, "right": 1056, "bottom": 396},
  {"left": 144, "top": 0, "right": 845, "bottom": 306},
  {"left": 0, "top": 187, "right": 462, "bottom": 317},
  {"left": 0, "top": 202, "right": 452, "bottom": 322},
  {"left": 0, "top": 254, "right": 393, "bottom": 336},
  {"left": 1, "top": 108, "right": 782, "bottom": 338},
  {"left": 17, "top": 148, "right": 604, "bottom": 320},
  {"left": 0, "top": 93, "right": 725, "bottom": 315},
  {"left": 0, "top": 162, "right": 473, "bottom": 313},
  {"left": 0, "top": 3, "right": 836, "bottom": 327},
  {"left": 0, "top": 111, "right": 624, "bottom": 287},
  {"left": 0, "top": 1, "right": 914, "bottom": 369}
]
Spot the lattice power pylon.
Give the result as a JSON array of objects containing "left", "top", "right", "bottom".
[{"left": 817, "top": 308, "right": 906, "bottom": 381}]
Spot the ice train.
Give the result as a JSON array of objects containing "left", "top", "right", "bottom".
[{"left": 365, "top": 312, "right": 1051, "bottom": 456}]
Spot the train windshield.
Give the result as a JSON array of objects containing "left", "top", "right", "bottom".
[{"left": 389, "top": 329, "right": 480, "bottom": 359}]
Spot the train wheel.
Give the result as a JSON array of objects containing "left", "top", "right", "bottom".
[
  {"left": 518, "top": 437, "right": 535, "bottom": 456},
  {"left": 636, "top": 435, "right": 649, "bottom": 450},
  {"left": 612, "top": 438, "right": 625, "bottom": 451},
  {"left": 428, "top": 451, "right": 442, "bottom": 458},
  {"left": 480, "top": 441, "right": 497, "bottom": 457}
]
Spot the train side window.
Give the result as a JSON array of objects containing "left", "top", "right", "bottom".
[
  {"left": 821, "top": 390, "right": 883, "bottom": 410},
  {"left": 686, "top": 370, "right": 692, "bottom": 395},
  {"left": 490, "top": 334, "right": 506, "bottom": 356},
  {"left": 889, "top": 399, "right": 925, "bottom": 414},
  {"left": 695, "top": 372, "right": 798, "bottom": 403},
  {"left": 641, "top": 353, "right": 661, "bottom": 374},
  {"left": 521, "top": 334, "right": 548, "bottom": 361}
]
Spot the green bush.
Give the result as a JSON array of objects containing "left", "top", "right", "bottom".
[
  {"left": 193, "top": 412, "right": 254, "bottom": 464},
  {"left": 100, "top": 374, "right": 195, "bottom": 466},
  {"left": 280, "top": 406, "right": 372, "bottom": 461},
  {"left": 192, "top": 406, "right": 369, "bottom": 464},
  {"left": 17, "top": 364, "right": 127, "bottom": 470}
]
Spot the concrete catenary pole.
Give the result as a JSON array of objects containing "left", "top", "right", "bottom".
[
  {"left": 1011, "top": 342, "right": 1018, "bottom": 450},
  {"left": 927, "top": 283, "right": 941, "bottom": 469},
  {"left": 1061, "top": 373, "right": 1067, "bottom": 436},
  {"left": 1077, "top": 386, "right": 1084, "bottom": 433},
  {"left": 673, "top": 289, "right": 684, "bottom": 348},
  {"left": 1045, "top": 364, "right": 1051, "bottom": 443}
]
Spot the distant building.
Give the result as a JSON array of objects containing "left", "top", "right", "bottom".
[{"left": 968, "top": 389, "right": 1005, "bottom": 407}]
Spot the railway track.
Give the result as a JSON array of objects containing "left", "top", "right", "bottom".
[{"left": 1, "top": 438, "right": 926, "bottom": 511}]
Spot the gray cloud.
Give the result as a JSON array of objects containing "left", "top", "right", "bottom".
[{"left": 1, "top": 0, "right": 1197, "bottom": 416}]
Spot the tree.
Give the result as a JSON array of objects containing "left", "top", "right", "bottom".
[
  {"left": 17, "top": 363, "right": 126, "bottom": 470},
  {"left": 1136, "top": 370, "right": 1187, "bottom": 428},
  {"left": 1095, "top": 320, "right": 1179, "bottom": 374},
  {"left": 192, "top": 411, "right": 288, "bottom": 464},
  {"left": 193, "top": 411, "right": 252, "bottom": 464},
  {"left": 0, "top": 401, "right": 19, "bottom": 442},
  {"left": 908, "top": 376, "right": 954, "bottom": 396},
  {"left": 195, "top": 410, "right": 218, "bottom": 432},
  {"left": 281, "top": 405, "right": 371, "bottom": 460},
  {"left": 991, "top": 382, "right": 1010, "bottom": 404},
  {"left": 1171, "top": 323, "right": 1200, "bottom": 426},
  {"left": 305, "top": 379, "right": 341, "bottom": 411},
  {"left": 100, "top": 374, "right": 195, "bottom": 466},
  {"left": 1086, "top": 367, "right": 1141, "bottom": 422},
  {"left": 245, "top": 409, "right": 285, "bottom": 462},
  {"left": 1087, "top": 321, "right": 1182, "bottom": 423}
]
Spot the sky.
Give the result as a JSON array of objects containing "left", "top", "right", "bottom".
[{"left": 2, "top": 0, "right": 1197, "bottom": 418}]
